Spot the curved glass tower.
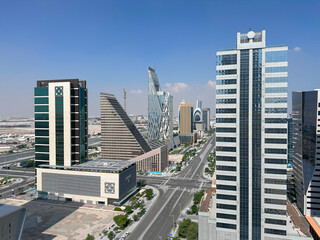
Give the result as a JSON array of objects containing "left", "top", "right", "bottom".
[{"left": 147, "top": 67, "right": 174, "bottom": 150}]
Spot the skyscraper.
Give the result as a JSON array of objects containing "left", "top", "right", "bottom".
[
  {"left": 216, "top": 30, "right": 288, "bottom": 239},
  {"left": 34, "top": 79, "right": 88, "bottom": 167},
  {"left": 100, "top": 92, "right": 151, "bottom": 160},
  {"left": 202, "top": 108, "right": 210, "bottom": 131},
  {"left": 292, "top": 90, "right": 320, "bottom": 217},
  {"left": 179, "top": 100, "right": 196, "bottom": 145},
  {"left": 147, "top": 67, "right": 174, "bottom": 149}
]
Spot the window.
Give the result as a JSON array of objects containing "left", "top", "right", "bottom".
[
  {"left": 35, "top": 130, "right": 49, "bottom": 137},
  {"left": 35, "top": 153, "right": 49, "bottom": 160},
  {"left": 35, "top": 114, "right": 49, "bottom": 120},
  {"left": 265, "top": 218, "right": 286, "bottom": 226},
  {"left": 265, "top": 51, "right": 288, "bottom": 63},
  {"left": 217, "top": 203, "right": 237, "bottom": 210},
  {"left": 217, "top": 222, "right": 236, "bottom": 230},
  {"left": 265, "top": 158, "right": 287, "bottom": 164},
  {"left": 265, "top": 198, "right": 286, "bottom": 205},
  {"left": 265, "top": 138, "right": 287, "bottom": 144},
  {"left": 35, "top": 145, "right": 49, "bottom": 153},
  {"left": 216, "top": 156, "right": 236, "bottom": 162},
  {"left": 216, "top": 175, "right": 236, "bottom": 181},
  {"left": 265, "top": 179, "right": 287, "bottom": 185},
  {"left": 265, "top": 98, "right": 287, "bottom": 103},
  {"left": 216, "top": 69, "right": 237, "bottom": 75},
  {"left": 216, "top": 99, "right": 236, "bottom": 104},
  {"left": 216, "top": 108, "right": 236, "bottom": 114},
  {"left": 216, "top": 54, "right": 237, "bottom": 65},
  {"left": 265, "top": 169, "right": 287, "bottom": 175},
  {"left": 216, "top": 184, "right": 237, "bottom": 191},
  {"left": 265, "top": 77, "right": 288, "bottom": 83},
  {"left": 216, "top": 89, "right": 237, "bottom": 95},
  {"left": 216, "top": 118, "right": 236, "bottom": 123},
  {"left": 216, "top": 128, "right": 236, "bottom": 133},
  {"left": 216, "top": 146, "right": 236, "bottom": 152},
  {"left": 34, "top": 87, "right": 48, "bottom": 96},
  {"left": 216, "top": 137, "right": 236, "bottom": 142},
  {"left": 265, "top": 208, "right": 286, "bottom": 215},
  {"left": 34, "top": 97, "right": 49, "bottom": 104},
  {"left": 265, "top": 108, "right": 287, "bottom": 113},
  {"left": 265, "top": 228, "right": 286, "bottom": 236},
  {"left": 265, "top": 189, "right": 287, "bottom": 195},
  {"left": 265, "top": 128, "right": 287, "bottom": 134},
  {"left": 217, "top": 194, "right": 236, "bottom": 200},
  {"left": 216, "top": 166, "right": 236, "bottom": 171},
  {"left": 265, "top": 149, "right": 287, "bottom": 154},
  {"left": 265, "top": 66, "right": 288, "bottom": 73},
  {"left": 217, "top": 213, "right": 237, "bottom": 220},
  {"left": 35, "top": 105, "right": 49, "bottom": 112},
  {"left": 35, "top": 138, "right": 49, "bottom": 144},
  {"left": 216, "top": 79, "right": 237, "bottom": 85},
  {"left": 35, "top": 122, "right": 49, "bottom": 128},
  {"left": 265, "top": 87, "right": 287, "bottom": 93},
  {"left": 265, "top": 118, "right": 287, "bottom": 123}
]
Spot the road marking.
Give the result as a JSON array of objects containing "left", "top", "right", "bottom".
[{"left": 137, "top": 189, "right": 177, "bottom": 240}]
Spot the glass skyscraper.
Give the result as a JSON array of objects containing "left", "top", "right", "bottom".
[
  {"left": 292, "top": 90, "right": 320, "bottom": 217},
  {"left": 147, "top": 67, "right": 174, "bottom": 149},
  {"left": 34, "top": 79, "right": 88, "bottom": 167},
  {"left": 215, "top": 30, "right": 288, "bottom": 239}
]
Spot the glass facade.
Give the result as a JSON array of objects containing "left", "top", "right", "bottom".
[
  {"left": 216, "top": 54, "right": 237, "bottom": 65},
  {"left": 265, "top": 51, "right": 287, "bottom": 63}
]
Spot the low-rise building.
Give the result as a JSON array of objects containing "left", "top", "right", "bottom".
[
  {"left": 36, "top": 160, "right": 136, "bottom": 205},
  {"left": 0, "top": 204, "right": 26, "bottom": 240}
]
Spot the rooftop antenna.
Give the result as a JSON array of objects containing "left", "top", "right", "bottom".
[{"left": 123, "top": 88, "right": 126, "bottom": 112}]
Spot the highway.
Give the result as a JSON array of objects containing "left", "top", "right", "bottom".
[
  {"left": 127, "top": 135, "right": 215, "bottom": 240},
  {"left": 0, "top": 137, "right": 101, "bottom": 165}
]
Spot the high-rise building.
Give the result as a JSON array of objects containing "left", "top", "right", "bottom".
[
  {"left": 216, "top": 30, "right": 288, "bottom": 239},
  {"left": 34, "top": 79, "right": 88, "bottom": 167},
  {"left": 179, "top": 100, "right": 196, "bottom": 144},
  {"left": 292, "top": 90, "right": 320, "bottom": 217},
  {"left": 287, "top": 116, "right": 293, "bottom": 165},
  {"left": 197, "top": 100, "right": 203, "bottom": 109},
  {"left": 202, "top": 108, "right": 211, "bottom": 131},
  {"left": 147, "top": 67, "right": 175, "bottom": 149},
  {"left": 100, "top": 92, "right": 151, "bottom": 160}
]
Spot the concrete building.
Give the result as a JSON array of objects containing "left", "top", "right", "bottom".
[
  {"left": 147, "top": 67, "right": 176, "bottom": 150},
  {"left": 0, "top": 204, "right": 26, "bottom": 240},
  {"left": 36, "top": 160, "right": 136, "bottom": 205},
  {"left": 179, "top": 100, "right": 196, "bottom": 144},
  {"left": 100, "top": 92, "right": 151, "bottom": 160},
  {"left": 216, "top": 30, "right": 289, "bottom": 239},
  {"left": 34, "top": 79, "right": 88, "bottom": 167},
  {"left": 292, "top": 90, "right": 320, "bottom": 216},
  {"left": 132, "top": 142, "right": 167, "bottom": 172},
  {"left": 199, "top": 187, "right": 216, "bottom": 240}
]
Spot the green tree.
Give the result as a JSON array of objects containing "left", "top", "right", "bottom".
[
  {"left": 133, "top": 214, "right": 139, "bottom": 221},
  {"left": 84, "top": 234, "right": 94, "bottom": 240},
  {"left": 145, "top": 189, "right": 153, "bottom": 199},
  {"left": 125, "top": 206, "right": 133, "bottom": 214},
  {"left": 178, "top": 218, "right": 191, "bottom": 238},
  {"left": 193, "top": 190, "right": 205, "bottom": 204},
  {"left": 113, "top": 215, "right": 130, "bottom": 229},
  {"left": 108, "top": 231, "right": 115, "bottom": 239},
  {"left": 191, "top": 204, "right": 198, "bottom": 214},
  {"left": 186, "top": 222, "right": 198, "bottom": 240}
]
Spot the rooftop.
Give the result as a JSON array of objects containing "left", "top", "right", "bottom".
[
  {"left": 39, "top": 159, "right": 135, "bottom": 173},
  {"left": 199, "top": 187, "right": 216, "bottom": 212}
]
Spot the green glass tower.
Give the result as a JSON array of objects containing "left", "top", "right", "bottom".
[{"left": 34, "top": 79, "right": 88, "bottom": 167}]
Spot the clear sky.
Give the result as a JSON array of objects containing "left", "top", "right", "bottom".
[{"left": 1, "top": 0, "right": 319, "bottom": 118}]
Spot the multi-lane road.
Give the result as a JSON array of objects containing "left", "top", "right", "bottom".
[
  {"left": 126, "top": 135, "right": 215, "bottom": 240},
  {"left": 0, "top": 137, "right": 101, "bottom": 165}
]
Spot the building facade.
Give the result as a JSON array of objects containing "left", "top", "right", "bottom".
[
  {"left": 147, "top": 67, "right": 175, "bottom": 149},
  {"left": 37, "top": 160, "right": 136, "bottom": 205},
  {"left": 216, "top": 30, "right": 288, "bottom": 239},
  {"left": 34, "top": 79, "right": 88, "bottom": 167},
  {"left": 0, "top": 204, "right": 26, "bottom": 240},
  {"left": 202, "top": 108, "right": 211, "bottom": 131},
  {"left": 292, "top": 90, "right": 320, "bottom": 216},
  {"left": 100, "top": 92, "right": 151, "bottom": 160},
  {"left": 179, "top": 100, "right": 196, "bottom": 144}
]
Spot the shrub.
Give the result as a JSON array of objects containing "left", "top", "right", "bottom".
[
  {"left": 114, "top": 207, "right": 122, "bottom": 211},
  {"left": 108, "top": 231, "right": 115, "bottom": 239},
  {"left": 85, "top": 234, "right": 94, "bottom": 240},
  {"left": 113, "top": 215, "right": 130, "bottom": 229},
  {"left": 145, "top": 189, "right": 153, "bottom": 199}
]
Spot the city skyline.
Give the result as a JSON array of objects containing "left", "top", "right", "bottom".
[{"left": 1, "top": 0, "right": 320, "bottom": 117}]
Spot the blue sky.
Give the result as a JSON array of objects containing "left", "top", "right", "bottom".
[{"left": 0, "top": 0, "right": 320, "bottom": 117}]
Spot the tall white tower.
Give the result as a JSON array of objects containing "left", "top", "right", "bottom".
[{"left": 215, "top": 30, "right": 288, "bottom": 240}]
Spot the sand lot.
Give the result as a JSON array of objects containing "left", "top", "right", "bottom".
[{"left": 1, "top": 199, "right": 117, "bottom": 240}]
